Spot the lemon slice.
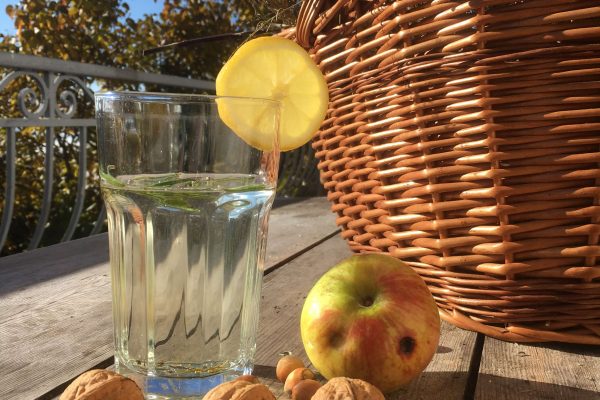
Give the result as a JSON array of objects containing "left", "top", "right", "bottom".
[{"left": 216, "top": 36, "right": 329, "bottom": 151}]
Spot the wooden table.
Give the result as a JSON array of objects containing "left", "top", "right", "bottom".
[{"left": 1, "top": 198, "right": 598, "bottom": 400}]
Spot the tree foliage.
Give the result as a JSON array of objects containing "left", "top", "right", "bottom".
[
  {"left": 2, "top": 0, "right": 300, "bottom": 77},
  {"left": 0, "top": 0, "right": 313, "bottom": 256}
]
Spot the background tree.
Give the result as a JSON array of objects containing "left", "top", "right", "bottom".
[
  {"left": 0, "top": 0, "right": 318, "bottom": 256},
  {"left": 3, "top": 0, "right": 299, "bottom": 77}
]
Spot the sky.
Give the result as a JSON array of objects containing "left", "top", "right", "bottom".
[{"left": 0, "top": 0, "right": 164, "bottom": 35}]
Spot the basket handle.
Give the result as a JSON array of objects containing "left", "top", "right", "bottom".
[
  {"left": 297, "top": 0, "right": 349, "bottom": 48},
  {"left": 297, "top": 0, "right": 325, "bottom": 48}
]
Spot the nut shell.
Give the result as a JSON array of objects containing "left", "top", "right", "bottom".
[
  {"left": 235, "top": 375, "right": 260, "bottom": 384},
  {"left": 291, "top": 379, "right": 321, "bottom": 400},
  {"left": 203, "top": 379, "right": 275, "bottom": 400},
  {"left": 276, "top": 355, "right": 305, "bottom": 382},
  {"left": 59, "top": 369, "right": 143, "bottom": 400},
  {"left": 284, "top": 368, "right": 315, "bottom": 393},
  {"left": 312, "top": 377, "right": 385, "bottom": 400}
]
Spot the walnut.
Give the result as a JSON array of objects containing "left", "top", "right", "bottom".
[
  {"left": 203, "top": 379, "right": 276, "bottom": 400},
  {"left": 312, "top": 377, "right": 385, "bottom": 400},
  {"left": 59, "top": 369, "right": 143, "bottom": 400},
  {"left": 235, "top": 375, "right": 260, "bottom": 384}
]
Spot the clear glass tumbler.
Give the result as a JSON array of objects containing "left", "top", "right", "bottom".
[{"left": 95, "top": 92, "right": 280, "bottom": 399}]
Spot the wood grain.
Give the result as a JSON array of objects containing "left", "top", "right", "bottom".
[
  {"left": 0, "top": 234, "right": 109, "bottom": 296},
  {"left": 476, "top": 339, "right": 600, "bottom": 399},
  {"left": 392, "top": 323, "right": 478, "bottom": 400},
  {"left": 0, "top": 235, "right": 113, "bottom": 400},
  {"left": 0, "top": 198, "right": 336, "bottom": 400},
  {"left": 254, "top": 233, "right": 479, "bottom": 400},
  {"left": 265, "top": 197, "right": 338, "bottom": 272},
  {"left": 256, "top": 234, "right": 353, "bottom": 367}
]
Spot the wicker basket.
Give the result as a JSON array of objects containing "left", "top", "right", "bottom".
[{"left": 294, "top": 0, "right": 600, "bottom": 344}]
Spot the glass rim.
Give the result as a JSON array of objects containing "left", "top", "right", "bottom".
[{"left": 94, "top": 90, "right": 281, "bottom": 106}]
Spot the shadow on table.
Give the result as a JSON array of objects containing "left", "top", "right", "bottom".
[
  {"left": 471, "top": 373, "right": 599, "bottom": 400},
  {"left": 390, "top": 370, "right": 599, "bottom": 400},
  {"left": 253, "top": 366, "right": 600, "bottom": 400},
  {"left": 273, "top": 196, "right": 308, "bottom": 208},
  {"left": 525, "top": 341, "right": 600, "bottom": 357},
  {"left": 0, "top": 234, "right": 108, "bottom": 297},
  {"left": 40, "top": 367, "right": 600, "bottom": 400}
]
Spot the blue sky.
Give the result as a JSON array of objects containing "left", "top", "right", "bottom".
[{"left": 0, "top": 0, "right": 164, "bottom": 35}]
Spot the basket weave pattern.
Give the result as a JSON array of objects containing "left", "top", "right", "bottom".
[{"left": 297, "top": 0, "right": 600, "bottom": 344}]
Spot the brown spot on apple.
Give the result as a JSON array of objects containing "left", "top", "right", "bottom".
[
  {"left": 399, "top": 336, "right": 416, "bottom": 356},
  {"left": 329, "top": 331, "right": 344, "bottom": 347}
]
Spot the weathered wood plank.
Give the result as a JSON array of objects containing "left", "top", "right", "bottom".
[
  {"left": 265, "top": 197, "right": 338, "bottom": 271},
  {"left": 476, "top": 339, "right": 600, "bottom": 399},
  {"left": 392, "top": 323, "right": 478, "bottom": 400},
  {"left": 255, "top": 234, "right": 353, "bottom": 367},
  {"left": 47, "top": 220, "right": 477, "bottom": 400},
  {"left": 254, "top": 234, "right": 479, "bottom": 399},
  {"left": 0, "top": 235, "right": 113, "bottom": 400},
  {"left": 0, "top": 234, "right": 109, "bottom": 296},
  {"left": 0, "top": 198, "right": 336, "bottom": 400}
]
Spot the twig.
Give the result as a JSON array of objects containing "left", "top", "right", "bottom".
[{"left": 142, "top": 28, "right": 285, "bottom": 56}]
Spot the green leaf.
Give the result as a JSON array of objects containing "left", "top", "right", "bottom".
[{"left": 100, "top": 170, "right": 124, "bottom": 187}]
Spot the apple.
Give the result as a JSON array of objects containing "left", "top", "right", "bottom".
[{"left": 300, "top": 253, "right": 440, "bottom": 393}]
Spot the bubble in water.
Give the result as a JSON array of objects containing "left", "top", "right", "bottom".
[{"left": 220, "top": 200, "right": 251, "bottom": 211}]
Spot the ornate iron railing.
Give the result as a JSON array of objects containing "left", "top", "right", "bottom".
[{"left": 0, "top": 52, "right": 214, "bottom": 254}]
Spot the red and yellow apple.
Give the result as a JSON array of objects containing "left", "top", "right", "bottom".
[{"left": 300, "top": 254, "right": 440, "bottom": 393}]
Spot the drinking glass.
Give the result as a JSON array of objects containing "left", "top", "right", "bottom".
[{"left": 95, "top": 91, "right": 280, "bottom": 399}]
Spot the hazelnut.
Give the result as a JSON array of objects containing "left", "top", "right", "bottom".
[
  {"left": 291, "top": 379, "right": 321, "bottom": 400},
  {"left": 59, "top": 369, "right": 143, "bottom": 400},
  {"left": 284, "top": 368, "right": 315, "bottom": 394},
  {"left": 235, "top": 375, "right": 260, "bottom": 384},
  {"left": 312, "top": 377, "right": 385, "bottom": 400},
  {"left": 203, "top": 379, "right": 275, "bottom": 400},
  {"left": 276, "top": 355, "right": 305, "bottom": 382}
]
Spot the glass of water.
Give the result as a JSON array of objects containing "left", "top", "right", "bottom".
[{"left": 95, "top": 92, "right": 280, "bottom": 399}]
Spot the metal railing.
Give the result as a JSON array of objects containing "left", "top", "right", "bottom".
[{"left": 0, "top": 52, "right": 215, "bottom": 253}]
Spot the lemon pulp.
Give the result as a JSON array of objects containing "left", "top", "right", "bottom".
[{"left": 216, "top": 36, "right": 329, "bottom": 151}]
